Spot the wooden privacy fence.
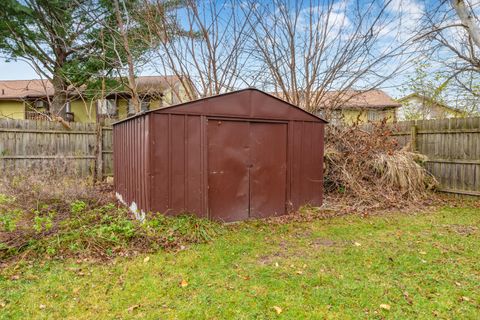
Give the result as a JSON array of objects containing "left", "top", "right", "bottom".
[
  {"left": 0, "top": 119, "right": 112, "bottom": 179},
  {"left": 1, "top": 117, "right": 479, "bottom": 196},
  {"left": 391, "top": 117, "right": 480, "bottom": 196}
]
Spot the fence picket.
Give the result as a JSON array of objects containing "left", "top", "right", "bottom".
[
  {"left": 0, "top": 119, "right": 112, "bottom": 178},
  {"left": 391, "top": 117, "right": 480, "bottom": 196}
]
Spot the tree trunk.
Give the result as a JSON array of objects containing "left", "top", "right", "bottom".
[
  {"left": 113, "top": 0, "right": 140, "bottom": 114},
  {"left": 50, "top": 74, "right": 68, "bottom": 118},
  {"left": 452, "top": 0, "right": 480, "bottom": 50}
]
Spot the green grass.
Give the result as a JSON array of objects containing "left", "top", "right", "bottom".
[{"left": 1, "top": 206, "right": 479, "bottom": 319}]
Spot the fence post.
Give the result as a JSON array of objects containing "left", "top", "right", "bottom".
[
  {"left": 95, "top": 123, "right": 103, "bottom": 182},
  {"left": 410, "top": 123, "right": 417, "bottom": 152}
]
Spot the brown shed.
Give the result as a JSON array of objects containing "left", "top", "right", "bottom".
[{"left": 113, "top": 88, "right": 326, "bottom": 222}]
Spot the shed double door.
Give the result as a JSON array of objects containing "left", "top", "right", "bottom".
[{"left": 207, "top": 120, "right": 287, "bottom": 222}]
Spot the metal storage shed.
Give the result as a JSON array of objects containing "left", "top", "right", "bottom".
[{"left": 113, "top": 88, "right": 327, "bottom": 222}]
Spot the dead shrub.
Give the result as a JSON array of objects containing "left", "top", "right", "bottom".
[
  {"left": 323, "top": 120, "right": 438, "bottom": 212},
  {"left": 0, "top": 167, "right": 221, "bottom": 265},
  {"left": 0, "top": 167, "right": 113, "bottom": 213}
]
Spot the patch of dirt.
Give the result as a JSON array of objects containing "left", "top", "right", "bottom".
[
  {"left": 257, "top": 240, "right": 298, "bottom": 265},
  {"left": 311, "top": 238, "right": 339, "bottom": 248},
  {"left": 258, "top": 252, "right": 285, "bottom": 265},
  {"left": 258, "top": 237, "right": 343, "bottom": 265},
  {"left": 443, "top": 224, "right": 478, "bottom": 236}
]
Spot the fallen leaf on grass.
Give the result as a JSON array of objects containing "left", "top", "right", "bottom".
[
  {"left": 403, "top": 291, "right": 413, "bottom": 305},
  {"left": 180, "top": 279, "right": 188, "bottom": 288},
  {"left": 354, "top": 242, "right": 361, "bottom": 247},
  {"left": 143, "top": 256, "right": 150, "bottom": 263},
  {"left": 273, "top": 306, "right": 283, "bottom": 314},
  {"left": 461, "top": 296, "right": 470, "bottom": 302},
  {"left": 419, "top": 251, "right": 427, "bottom": 255},
  {"left": 25, "top": 274, "right": 39, "bottom": 280},
  {"left": 379, "top": 304, "right": 391, "bottom": 310},
  {"left": 127, "top": 304, "right": 140, "bottom": 312}
]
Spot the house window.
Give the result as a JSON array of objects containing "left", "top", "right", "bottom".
[
  {"left": 65, "top": 100, "right": 71, "bottom": 113},
  {"left": 327, "top": 110, "right": 343, "bottom": 125},
  {"left": 141, "top": 100, "right": 150, "bottom": 112},
  {"left": 34, "top": 100, "right": 46, "bottom": 109},
  {"left": 367, "top": 110, "right": 387, "bottom": 122},
  {"left": 128, "top": 99, "right": 150, "bottom": 114},
  {"left": 97, "top": 99, "right": 116, "bottom": 116}
]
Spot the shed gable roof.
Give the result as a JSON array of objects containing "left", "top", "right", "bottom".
[{"left": 115, "top": 88, "right": 326, "bottom": 124}]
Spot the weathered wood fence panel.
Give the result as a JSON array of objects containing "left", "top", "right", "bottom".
[
  {"left": 391, "top": 117, "right": 480, "bottom": 196},
  {"left": 0, "top": 119, "right": 113, "bottom": 178},
  {"left": 2, "top": 117, "right": 479, "bottom": 196},
  {"left": 102, "top": 126, "right": 113, "bottom": 177}
]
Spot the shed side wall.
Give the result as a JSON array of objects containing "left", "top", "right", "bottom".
[
  {"left": 150, "top": 113, "right": 206, "bottom": 216},
  {"left": 114, "top": 115, "right": 150, "bottom": 212},
  {"left": 289, "top": 121, "right": 324, "bottom": 209}
]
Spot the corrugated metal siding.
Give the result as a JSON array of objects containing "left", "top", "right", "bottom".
[
  {"left": 289, "top": 121, "right": 324, "bottom": 209},
  {"left": 113, "top": 88, "right": 325, "bottom": 221},
  {"left": 149, "top": 114, "right": 206, "bottom": 216},
  {"left": 113, "top": 115, "right": 150, "bottom": 211}
]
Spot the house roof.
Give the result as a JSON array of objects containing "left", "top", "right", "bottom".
[
  {"left": 0, "top": 76, "right": 185, "bottom": 100},
  {"left": 0, "top": 79, "right": 53, "bottom": 100},
  {"left": 270, "top": 89, "right": 401, "bottom": 110},
  {"left": 318, "top": 90, "right": 401, "bottom": 109},
  {"left": 397, "top": 93, "right": 463, "bottom": 113}
]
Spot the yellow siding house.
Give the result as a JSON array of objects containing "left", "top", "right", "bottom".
[
  {"left": 0, "top": 76, "right": 192, "bottom": 123},
  {"left": 316, "top": 90, "right": 400, "bottom": 125}
]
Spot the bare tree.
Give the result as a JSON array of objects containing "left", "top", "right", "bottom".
[
  {"left": 142, "top": 0, "right": 255, "bottom": 100},
  {"left": 243, "top": 0, "right": 419, "bottom": 115},
  {"left": 420, "top": 0, "right": 480, "bottom": 69},
  {"left": 416, "top": 0, "right": 480, "bottom": 114},
  {"left": 452, "top": 0, "right": 480, "bottom": 50},
  {"left": 112, "top": 0, "right": 142, "bottom": 114}
]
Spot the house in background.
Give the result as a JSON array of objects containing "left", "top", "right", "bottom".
[
  {"left": 0, "top": 76, "right": 192, "bottom": 123},
  {"left": 397, "top": 93, "right": 465, "bottom": 121},
  {"left": 316, "top": 90, "right": 401, "bottom": 124},
  {"left": 271, "top": 89, "right": 400, "bottom": 124}
]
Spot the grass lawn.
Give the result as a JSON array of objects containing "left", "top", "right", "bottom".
[{"left": 0, "top": 206, "right": 479, "bottom": 319}]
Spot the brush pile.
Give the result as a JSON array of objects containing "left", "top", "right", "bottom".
[{"left": 323, "top": 121, "right": 438, "bottom": 213}]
